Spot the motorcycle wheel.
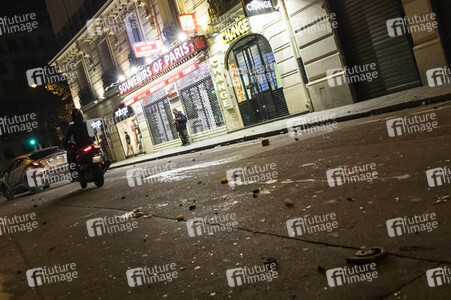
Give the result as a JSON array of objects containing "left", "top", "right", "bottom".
[
  {"left": 79, "top": 174, "right": 87, "bottom": 189},
  {"left": 2, "top": 185, "right": 14, "bottom": 201},
  {"left": 94, "top": 166, "right": 104, "bottom": 187}
]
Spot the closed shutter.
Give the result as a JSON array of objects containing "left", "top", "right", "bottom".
[
  {"left": 179, "top": 76, "right": 225, "bottom": 135},
  {"left": 144, "top": 95, "right": 178, "bottom": 145},
  {"left": 328, "top": 0, "right": 421, "bottom": 100}
]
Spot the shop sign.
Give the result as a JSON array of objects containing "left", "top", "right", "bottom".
[
  {"left": 113, "top": 106, "right": 134, "bottom": 123},
  {"left": 133, "top": 40, "right": 158, "bottom": 58},
  {"left": 165, "top": 83, "right": 178, "bottom": 98},
  {"left": 124, "top": 62, "right": 199, "bottom": 107},
  {"left": 178, "top": 13, "right": 198, "bottom": 34},
  {"left": 209, "top": 57, "right": 233, "bottom": 109},
  {"left": 119, "top": 36, "right": 207, "bottom": 96},
  {"left": 222, "top": 16, "right": 251, "bottom": 44},
  {"left": 243, "top": 0, "right": 275, "bottom": 17},
  {"left": 228, "top": 63, "right": 246, "bottom": 103}
]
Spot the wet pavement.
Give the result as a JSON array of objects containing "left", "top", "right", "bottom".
[{"left": 0, "top": 101, "right": 450, "bottom": 299}]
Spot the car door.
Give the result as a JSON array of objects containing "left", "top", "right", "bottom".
[{"left": 5, "top": 159, "right": 24, "bottom": 190}]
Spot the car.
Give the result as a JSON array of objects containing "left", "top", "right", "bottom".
[{"left": 1, "top": 147, "right": 68, "bottom": 201}]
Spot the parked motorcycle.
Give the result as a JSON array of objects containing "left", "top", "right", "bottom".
[{"left": 72, "top": 144, "right": 110, "bottom": 189}]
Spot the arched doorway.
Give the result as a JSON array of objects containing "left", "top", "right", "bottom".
[{"left": 226, "top": 34, "right": 289, "bottom": 126}]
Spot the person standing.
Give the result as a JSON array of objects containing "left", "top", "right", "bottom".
[
  {"left": 125, "top": 131, "right": 133, "bottom": 156},
  {"left": 173, "top": 108, "right": 190, "bottom": 146}
]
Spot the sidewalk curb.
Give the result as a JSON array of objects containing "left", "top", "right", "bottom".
[{"left": 109, "top": 93, "right": 451, "bottom": 170}]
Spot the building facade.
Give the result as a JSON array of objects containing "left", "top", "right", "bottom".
[
  {"left": 285, "top": 0, "right": 450, "bottom": 110},
  {"left": 47, "top": 0, "right": 450, "bottom": 162}
]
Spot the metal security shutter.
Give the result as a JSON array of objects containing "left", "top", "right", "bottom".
[
  {"left": 144, "top": 97, "right": 178, "bottom": 145},
  {"left": 179, "top": 76, "right": 225, "bottom": 135},
  {"left": 328, "top": 0, "right": 420, "bottom": 100}
]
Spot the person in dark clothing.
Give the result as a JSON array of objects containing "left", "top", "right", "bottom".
[
  {"left": 173, "top": 109, "right": 190, "bottom": 146},
  {"left": 64, "top": 109, "right": 93, "bottom": 180}
]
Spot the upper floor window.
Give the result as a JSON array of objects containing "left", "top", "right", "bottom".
[
  {"left": 76, "top": 61, "right": 89, "bottom": 89},
  {"left": 124, "top": 11, "right": 143, "bottom": 48},
  {"left": 97, "top": 39, "right": 114, "bottom": 72}
]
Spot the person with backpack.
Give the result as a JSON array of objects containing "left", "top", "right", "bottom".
[{"left": 173, "top": 108, "right": 190, "bottom": 146}]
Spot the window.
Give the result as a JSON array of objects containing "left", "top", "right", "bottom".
[
  {"left": 97, "top": 39, "right": 114, "bottom": 71},
  {"left": 124, "top": 11, "right": 143, "bottom": 47},
  {"left": 76, "top": 61, "right": 89, "bottom": 89}
]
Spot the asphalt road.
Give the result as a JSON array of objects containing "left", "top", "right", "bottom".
[{"left": 1, "top": 101, "right": 450, "bottom": 300}]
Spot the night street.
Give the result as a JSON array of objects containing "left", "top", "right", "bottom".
[{"left": 1, "top": 102, "right": 450, "bottom": 299}]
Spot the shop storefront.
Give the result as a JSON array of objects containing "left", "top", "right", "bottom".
[
  {"left": 119, "top": 36, "right": 226, "bottom": 149},
  {"left": 113, "top": 104, "right": 145, "bottom": 158},
  {"left": 226, "top": 33, "right": 288, "bottom": 126},
  {"left": 86, "top": 117, "right": 115, "bottom": 161},
  {"left": 206, "top": 11, "right": 293, "bottom": 129}
]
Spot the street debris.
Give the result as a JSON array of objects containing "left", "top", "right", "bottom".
[
  {"left": 221, "top": 178, "right": 228, "bottom": 184},
  {"left": 284, "top": 198, "right": 293, "bottom": 207},
  {"left": 347, "top": 197, "right": 355, "bottom": 201},
  {"left": 261, "top": 139, "right": 270, "bottom": 146},
  {"left": 346, "top": 247, "right": 386, "bottom": 264},
  {"left": 252, "top": 189, "right": 260, "bottom": 198},
  {"left": 189, "top": 204, "right": 196, "bottom": 210},
  {"left": 177, "top": 215, "right": 185, "bottom": 221},
  {"left": 120, "top": 208, "right": 145, "bottom": 219},
  {"left": 432, "top": 195, "right": 449, "bottom": 205},
  {"left": 263, "top": 258, "right": 278, "bottom": 271}
]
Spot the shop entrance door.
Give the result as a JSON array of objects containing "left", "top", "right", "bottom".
[{"left": 228, "top": 35, "right": 289, "bottom": 126}]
